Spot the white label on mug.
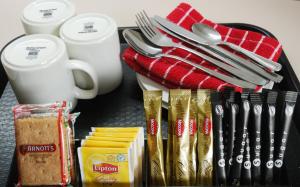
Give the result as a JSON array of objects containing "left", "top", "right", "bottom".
[
  {"left": 78, "top": 22, "right": 98, "bottom": 34},
  {"left": 61, "top": 15, "right": 114, "bottom": 42},
  {"left": 26, "top": 46, "right": 46, "bottom": 60},
  {"left": 6, "top": 39, "right": 57, "bottom": 67},
  {"left": 39, "top": 8, "right": 57, "bottom": 18},
  {"left": 23, "top": 1, "right": 68, "bottom": 23}
]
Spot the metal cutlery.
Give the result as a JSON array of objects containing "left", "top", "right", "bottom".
[
  {"left": 135, "top": 11, "right": 267, "bottom": 86},
  {"left": 153, "top": 15, "right": 283, "bottom": 83},
  {"left": 149, "top": 17, "right": 272, "bottom": 86},
  {"left": 192, "top": 23, "right": 282, "bottom": 71},
  {"left": 123, "top": 28, "right": 257, "bottom": 89}
]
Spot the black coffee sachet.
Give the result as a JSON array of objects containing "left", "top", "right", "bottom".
[
  {"left": 229, "top": 89, "right": 251, "bottom": 186},
  {"left": 224, "top": 90, "right": 240, "bottom": 179},
  {"left": 249, "top": 93, "right": 263, "bottom": 185},
  {"left": 241, "top": 131, "right": 252, "bottom": 185},
  {"left": 211, "top": 92, "right": 226, "bottom": 186},
  {"left": 274, "top": 91, "right": 298, "bottom": 184},
  {"left": 262, "top": 91, "right": 278, "bottom": 185}
]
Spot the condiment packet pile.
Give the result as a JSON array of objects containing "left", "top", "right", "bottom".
[{"left": 144, "top": 89, "right": 298, "bottom": 186}]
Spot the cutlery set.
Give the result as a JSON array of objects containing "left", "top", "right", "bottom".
[{"left": 123, "top": 11, "right": 283, "bottom": 89}]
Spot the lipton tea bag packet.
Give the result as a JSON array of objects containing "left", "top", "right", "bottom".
[
  {"left": 13, "top": 103, "right": 72, "bottom": 186},
  {"left": 170, "top": 89, "right": 191, "bottom": 186},
  {"left": 189, "top": 92, "right": 198, "bottom": 185},
  {"left": 143, "top": 90, "right": 166, "bottom": 186},
  {"left": 85, "top": 136, "right": 138, "bottom": 176},
  {"left": 86, "top": 136, "right": 136, "bottom": 142},
  {"left": 196, "top": 90, "right": 213, "bottom": 185},
  {"left": 81, "top": 140, "right": 137, "bottom": 186},
  {"left": 91, "top": 127, "right": 144, "bottom": 180},
  {"left": 91, "top": 127, "right": 144, "bottom": 155},
  {"left": 78, "top": 147, "right": 134, "bottom": 187},
  {"left": 89, "top": 132, "right": 142, "bottom": 185},
  {"left": 92, "top": 127, "right": 144, "bottom": 149}
]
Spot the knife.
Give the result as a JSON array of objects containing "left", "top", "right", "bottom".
[{"left": 153, "top": 15, "right": 283, "bottom": 83}]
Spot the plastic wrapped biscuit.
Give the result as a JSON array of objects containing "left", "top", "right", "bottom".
[{"left": 13, "top": 102, "right": 75, "bottom": 186}]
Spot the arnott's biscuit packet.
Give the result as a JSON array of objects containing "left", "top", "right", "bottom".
[{"left": 13, "top": 102, "right": 74, "bottom": 186}]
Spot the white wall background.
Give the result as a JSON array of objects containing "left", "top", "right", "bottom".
[{"left": 1, "top": 0, "right": 300, "bottom": 78}]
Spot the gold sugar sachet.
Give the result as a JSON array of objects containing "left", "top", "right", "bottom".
[
  {"left": 170, "top": 89, "right": 191, "bottom": 186},
  {"left": 196, "top": 90, "right": 213, "bottom": 185},
  {"left": 189, "top": 92, "right": 198, "bottom": 185},
  {"left": 143, "top": 90, "right": 166, "bottom": 186}
]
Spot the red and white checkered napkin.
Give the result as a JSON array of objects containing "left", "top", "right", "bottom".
[{"left": 122, "top": 3, "right": 282, "bottom": 92}]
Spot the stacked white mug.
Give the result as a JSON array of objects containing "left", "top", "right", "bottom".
[{"left": 1, "top": 0, "right": 123, "bottom": 108}]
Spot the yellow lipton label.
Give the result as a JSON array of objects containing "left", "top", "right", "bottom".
[
  {"left": 78, "top": 147, "right": 133, "bottom": 187},
  {"left": 90, "top": 132, "right": 137, "bottom": 139},
  {"left": 81, "top": 140, "right": 131, "bottom": 148},
  {"left": 86, "top": 136, "right": 135, "bottom": 142},
  {"left": 92, "top": 127, "right": 141, "bottom": 133}
]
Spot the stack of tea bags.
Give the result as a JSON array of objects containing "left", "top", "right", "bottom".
[{"left": 78, "top": 127, "right": 144, "bottom": 187}]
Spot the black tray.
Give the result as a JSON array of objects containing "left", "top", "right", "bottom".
[{"left": 2, "top": 24, "right": 300, "bottom": 186}]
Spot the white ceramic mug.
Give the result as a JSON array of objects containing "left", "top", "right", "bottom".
[
  {"left": 60, "top": 13, "right": 123, "bottom": 95},
  {"left": 1, "top": 34, "right": 98, "bottom": 108},
  {"left": 21, "top": 0, "right": 75, "bottom": 36}
]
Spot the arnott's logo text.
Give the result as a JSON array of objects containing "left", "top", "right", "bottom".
[
  {"left": 93, "top": 163, "right": 119, "bottom": 174},
  {"left": 20, "top": 144, "right": 56, "bottom": 155}
]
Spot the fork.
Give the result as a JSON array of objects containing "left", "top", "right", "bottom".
[{"left": 135, "top": 10, "right": 267, "bottom": 86}]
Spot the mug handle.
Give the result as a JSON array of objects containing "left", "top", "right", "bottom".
[{"left": 67, "top": 60, "right": 98, "bottom": 99}]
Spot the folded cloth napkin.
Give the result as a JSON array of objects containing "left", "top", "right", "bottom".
[{"left": 122, "top": 3, "right": 282, "bottom": 91}]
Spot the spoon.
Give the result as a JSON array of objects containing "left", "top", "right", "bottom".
[
  {"left": 123, "top": 29, "right": 257, "bottom": 89},
  {"left": 192, "top": 23, "right": 282, "bottom": 71}
]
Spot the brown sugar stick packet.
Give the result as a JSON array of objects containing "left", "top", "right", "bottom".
[
  {"left": 196, "top": 90, "right": 213, "bottom": 186},
  {"left": 170, "top": 89, "right": 191, "bottom": 186},
  {"left": 143, "top": 90, "right": 166, "bottom": 186},
  {"left": 166, "top": 95, "right": 173, "bottom": 186},
  {"left": 188, "top": 91, "right": 198, "bottom": 185}
]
